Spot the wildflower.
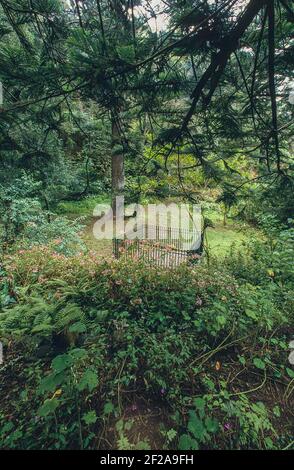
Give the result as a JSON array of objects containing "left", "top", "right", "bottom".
[{"left": 223, "top": 422, "right": 232, "bottom": 431}]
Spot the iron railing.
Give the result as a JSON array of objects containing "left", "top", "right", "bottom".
[{"left": 113, "top": 224, "right": 202, "bottom": 267}]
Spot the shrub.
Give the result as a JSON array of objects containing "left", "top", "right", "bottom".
[
  {"left": 0, "top": 239, "right": 292, "bottom": 449},
  {"left": 0, "top": 174, "right": 86, "bottom": 256}
]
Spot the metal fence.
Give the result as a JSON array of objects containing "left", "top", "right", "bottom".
[{"left": 113, "top": 224, "right": 202, "bottom": 267}]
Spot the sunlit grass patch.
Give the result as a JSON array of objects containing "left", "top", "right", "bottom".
[
  {"left": 56, "top": 194, "right": 110, "bottom": 217},
  {"left": 206, "top": 225, "right": 248, "bottom": 256}
]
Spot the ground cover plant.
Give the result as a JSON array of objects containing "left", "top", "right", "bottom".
[
  {"left": 0, "top": 220, "right": 293, "bottom": 449},
  {"left": 0, "top": 0, "right": 293, "bottom": 452}
]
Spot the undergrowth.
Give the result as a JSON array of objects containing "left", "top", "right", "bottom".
[{"left": 0, "top": 228, "right": 293, "bottom": 450}]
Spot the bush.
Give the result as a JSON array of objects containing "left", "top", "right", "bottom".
[
  {"left": 0, "top": 239, "right": 293, "bottom": 449},
  {"left": 0, "top": 174, "right": 86, "bottom": 256},
  {"left": 0, "top": 174, "right": 42, "bottom": 247},
  {"left": 20, "top": 216, "right": 86, "bottom": 256}
]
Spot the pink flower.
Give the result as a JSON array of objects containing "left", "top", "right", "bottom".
[{"left": 223, "top": 422, "right": 233, "bottom": 431}]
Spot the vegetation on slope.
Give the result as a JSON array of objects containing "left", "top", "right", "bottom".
[{"left": 0, "top": 222, "right": 293, "bottom": 449}]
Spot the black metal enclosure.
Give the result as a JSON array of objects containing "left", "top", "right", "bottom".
[{"left": 113, "top": 224, "right": 202, "bottom": 267}]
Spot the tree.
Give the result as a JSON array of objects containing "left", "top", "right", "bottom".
[{"left": 0, "top": 0, "right": 293, "bottom": 216}]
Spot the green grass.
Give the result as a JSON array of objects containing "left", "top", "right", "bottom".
[
  {"left": 203, "top": 206, "right": 261, "bottom": 257},
  {"left": 205, "top": 225, "right": 248, "bottom": 256},
  {"left": 56, "top": 194, "right": 110, "bottom": 217}
]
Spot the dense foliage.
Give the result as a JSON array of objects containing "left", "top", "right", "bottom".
[
  {"left": 0, "top": 222, "right": 293, "bottom": 449},
  {"left": 0, "top": 0, "right": 293, "bottom": 451}
]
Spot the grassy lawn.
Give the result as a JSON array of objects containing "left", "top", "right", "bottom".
[
  {"left": 56, "top": 194, "right": 110, "bottom": 217},
  {"left": 203, "top": 207, "right": 258, "bottom": 257},
  {"left": 205, "top": 225, "right": 249, "bottom": 256}
]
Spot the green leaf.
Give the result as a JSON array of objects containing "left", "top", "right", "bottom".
[
  {"left": 37, "top": 398, "right": 59, "bottom": 417},
  {"left": 245, "top": 309, "right": 258, "bottom": 320},
  {"left": 205, "top": 417, "right": 219, "bottom": 433},
  {"left": 217, "top": 315, "right": 226, "bottom": 326},
  {"left": 178, "top": 434, "right": 198, "bottom": 450},
  {"left": 188, "top": 411, "right": 206, "bottom": 440},
  {"left": 77, "top": 369, "right": 98, "bottom": 392},
  {"left": 38, "top": 372, "right": 65, "bottom": 394},
  {"left": 253, "top": 358, "right": 266, "bottom": 370},
  {"left": 136, "top": 441, "right": 151, "bottom": 450},
  {"left": 103, "top": 402, "right": 115, "bottom": 415},
  {"left": 116, "top": 45, "right": 135, "bottom": 64},
  {"left": 124, "top": 420, "right": 133, "bottom": 431},
  {"left": 193, "top": 397, "right": 205, "bottom": 418},
  {"left": 52, "top": 354, "right": 73, "bottom": 373},
  {"left": 69, "top": 322, "right": 87, "bottom": 333},
  {"left": 204, "top": 378, "right": 215, "bottom": 391},
  {"left": 2, "top": 422, "right": 14, "bottom": 434},
  {"left": 32, "top": 323, "right": 53, "bottom": 333},
  {"left": 194, "top": 397, "right": 205, "bottom": 413},
  {"left": 82, "top": 411, "right": 97, "bottom": 425},
  {"left": 264, "top": 436, "right": 274, "bottom": 449},
  {"left": 286, "top": 367, "right": 294, "bottom": 379},
  {"left": 117, "top": 435, "right": 131, "bottom": 450},
  {"left": 115, "top": 419, "right": 124, "bottom": 432},
  {"left": 238, "top": 355, "right": 246, "bottom": 366},
  {"left": 166, "top": 428, "right": 177, "bottom": 442},
  {"left": 69, "top": 348, "right": 88, "bottom": 360}
]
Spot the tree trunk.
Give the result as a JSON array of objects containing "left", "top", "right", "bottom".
[{"left": 111, "top": 111, "right": 124, "bottom": 218}]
